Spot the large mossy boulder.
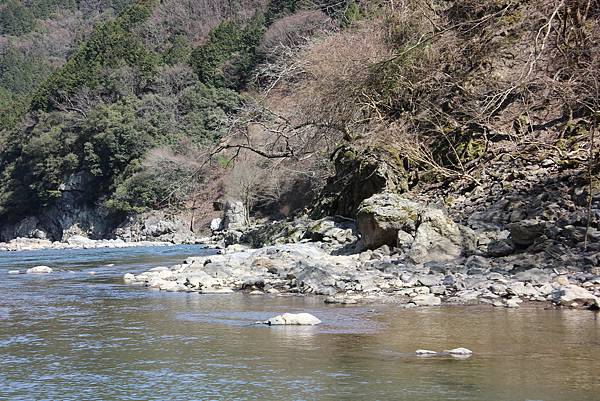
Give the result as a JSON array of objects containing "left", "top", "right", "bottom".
[{"left": 357, "top": 193, "right": 475, "bottom": 263}]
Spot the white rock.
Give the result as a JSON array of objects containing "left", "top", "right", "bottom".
[
  {"left": 210, "top": 218, "right": 223, "bottom": 232},
  {"left": 200, "top": 287, "right": 234, "bottom": 294},
  {"left": 556, "top": 285, "right": 599, "bottom": 308},
  {"left": 8, "top": 270, "right": 20, "bottom": 274},
  {"left": 505, "top": 297, "right": 522, "bottom": 308},
  {"left": 265, "top": 312, "right": 321, "bottom": 326},
  {"left": 412, "top": 294, "right": 442, "bottom": 306},
  {"left": 123, "top": 273, "right": 136, "bottom": 282},
  {"left": 444, "top": 347, "right": 473, "bottom": 355},
  {"left": 26, "top": 265, "right": 53, "bottom": 274},
  {"left": 416, "top": 349, "right": 437, "bottom": 355}
]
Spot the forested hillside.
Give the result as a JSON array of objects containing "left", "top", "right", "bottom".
[{"left": 0, "top": 0, "right": 598, "bottom": 243}]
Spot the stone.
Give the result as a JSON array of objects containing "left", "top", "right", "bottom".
[
  {"left": 357, "top": 193, "right": 421, "bottom": 249},
  {"left": 416, "top": 349, "right": 438, "bottom": 355},
  {"left": 507, "top": 219, "right": 548, "bottom": 246},
  {"left": 412, "top": 294, "right": 442, "bottom": 306},
  {"left": 505, "top": 297, "right": 522, "bottom": 308},
  {"left": 264, "top": 313, "right": 322, "bottom": 326},
  {"left": 123, "top": 273, "right": 136, "bottom": 282},
  {"left": 487, "top": 239, "right": 515, "bottom": 257},
  {"left": 26, "top": 265, "right": 53, "bottom": 274},
  {"left": 222, "top": 199, "right": 247, "bottom": 230},
  {"left": 508, "top": 282, "right": 539, "bottom": 297},
  {"left": 554, "top": 285, "right": 599, "bottom": 308},
  {"left": 418, "top": 274, "right": 443, "bottom": 287},
  {"left": 407, "top": 209, "right": 464, "bottom": 264},
  {"left": 66, "top": 235, "right": 95, "bottom": 246},
  {"left": 357, "top": 193, "right": 470, "bottom": 263},
  {"left": 210, "top": 218, "right": 223, "bottom": 232},
  {"left": 444, "top": 347, "right": 473, "bottom": 355},
  {"left": 8, "top": 270, "right": 20, "bottom": 274}
]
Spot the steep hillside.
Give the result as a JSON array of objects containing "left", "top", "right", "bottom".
[{"left": 0, "top": 0, "right": 598, "bottom": 247}]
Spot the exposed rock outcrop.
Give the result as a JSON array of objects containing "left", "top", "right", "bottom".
[{"left": 312, "top": 146, "right": 409, "bottom": 218}]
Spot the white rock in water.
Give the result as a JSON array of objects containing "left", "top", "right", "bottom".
[
  {"left": 123, "top": 273, "right": 136, "bottom": 282},
  {"left": 444, "top": 347, "right": 473, "bottom": 355},
  {"left": 26, "top": 265, "right": 53, "bottom": 274},
  {"left": 200, "top": 287, "right": 234, "bottom": 294},
  {"left": 8, "top": 270, "right": 20, "bottom": 274},
  {"left": 416, "top": 349, "right": 438, "bottom": 355},
  {"left": 265, "top": 312, "right": 321, "bottom": 326}
]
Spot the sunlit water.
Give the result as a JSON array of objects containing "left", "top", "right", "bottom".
[{"left": 0, "top": 246, "right": 599, "bottom": 401}]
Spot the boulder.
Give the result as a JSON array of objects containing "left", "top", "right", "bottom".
[
  {"left": 264, "top": 313, "right": 322, "bottom": 326},
  {"left": 26, "top": 265, "right": 53, "bottom": 274},
  {"left": 222, "top": 199, "right": 247, "bottom": 230},
  {"left": 66, "top": 235, "right": 95, "bottom": 246},
  {"left": 357, "top": 193, "right": 420, "bottom": 249},
  {"left": 507, "top": 219, "right": 548, "bottom": 247},
  {"left": 210, "top": 218, "right": 223, "bottom": 232},
  {"left": 412, "top": 294, "right": 442, "bottom": 306},
  {"left": 357, "top": 193, "right": 473, "bottom": 263},
  {"left": 554, "top": 285, "right": 599, "bottom": 308}
]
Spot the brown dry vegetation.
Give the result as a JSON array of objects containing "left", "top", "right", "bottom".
[{"left": 161, "top": 0, "right": 600, "bottom": 231}]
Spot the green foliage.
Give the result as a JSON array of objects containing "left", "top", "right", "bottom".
[
  {"left": 341, "top": 0, "right": 362, "bottom": 27},
  {"left": 0, "top": 0, "right": 35, "bottom": 35},
  {"left": 106, "top": 164, "right": 190, "bottom": 214},
  {"left": 27, "top": 0, "right": 76, "bottom": 18},
  {"left": 30, "top": 0, "right": 159, "bottom": 111},
  {"left": 0, "top": 46, "right": 52, "bottom": 94},
  {"left": 164, "top": 34, "right": 192, "bottom": 65},
  {"left": 190, "top": 15, "right": 266, "bottom": 89}
]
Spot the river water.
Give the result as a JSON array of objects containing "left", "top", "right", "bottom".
[{"left": 0, "top": 245, "right": 599, "bottom": 401}]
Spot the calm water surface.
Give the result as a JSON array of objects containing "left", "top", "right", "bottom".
[{"left": 0, "top": 245, "right": 599, "bottom": 400}]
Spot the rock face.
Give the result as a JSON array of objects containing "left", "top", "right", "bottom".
[
  {"left": 113, "top": 211, "right": 197, "bottom": 243},
  {"left": 222, "top": 200, "right": 247, "bottom": 230},
  {"left": 357, "top": 193, "right": 474, "bottom": 263},
  {"left": 311, "top": 146, "right": 408, "bottom": 217},
  {"left": 26, "top": 266, "right": 53, "bottom": 274},
  {"left": 265, "top": 313, "right": 322, "bottom": 326}
]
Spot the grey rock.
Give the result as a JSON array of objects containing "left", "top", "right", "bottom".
[
  {"left": 222, "top": 199, "right": 247, "bottom": 230},
  {"left": 507, "top": 219, "right": 548, "bottom": 246},
  {"left": 487, "top": 239, "right": 515, "bottom": 256}
]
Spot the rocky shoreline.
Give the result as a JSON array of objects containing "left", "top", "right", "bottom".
[
  {"left": 0, "top": 235, "right": 184, "bottom": 252},
  {"left": 123, "top": 241, "right": 600, "bottom": 310}
]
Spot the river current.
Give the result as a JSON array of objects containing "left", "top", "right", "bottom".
[{"left": 0, "top": 245, "right": 598, "bottom": 400}]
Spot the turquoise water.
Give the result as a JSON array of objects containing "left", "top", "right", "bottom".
[{"left": 1, "top": 246, "right": 599, "bottom": 400}]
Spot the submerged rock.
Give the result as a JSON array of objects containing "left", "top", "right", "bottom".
[
  {"left": 416, "top": 349, "right": 438, "bottom": 355},
  {"left": 26, "top": 265, "right": 53, "bottom": 274},
  {"left": 264, "top": 313, "right": 322, "bottom": 326},
  {"left": 444, "top": 347, "right": 473, "bottom": 355}
]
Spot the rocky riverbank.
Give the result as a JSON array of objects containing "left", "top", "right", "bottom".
[
  {"left": 124, "top": 192, "right": 600, "bottom": 311},
  {"left": 124, "top": 241, "right": 600, "bottom": 309},
  {"left": 0, "top": 235, "right": 180, "bottom": 252}
]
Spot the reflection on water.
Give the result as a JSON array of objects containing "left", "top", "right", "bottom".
[{"left": 0, "top": 246, "right": 599, "bottom": 400}]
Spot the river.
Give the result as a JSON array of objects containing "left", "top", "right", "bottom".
[{"left": 0, "top": 245, "right": 598, "bottom": 400}]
